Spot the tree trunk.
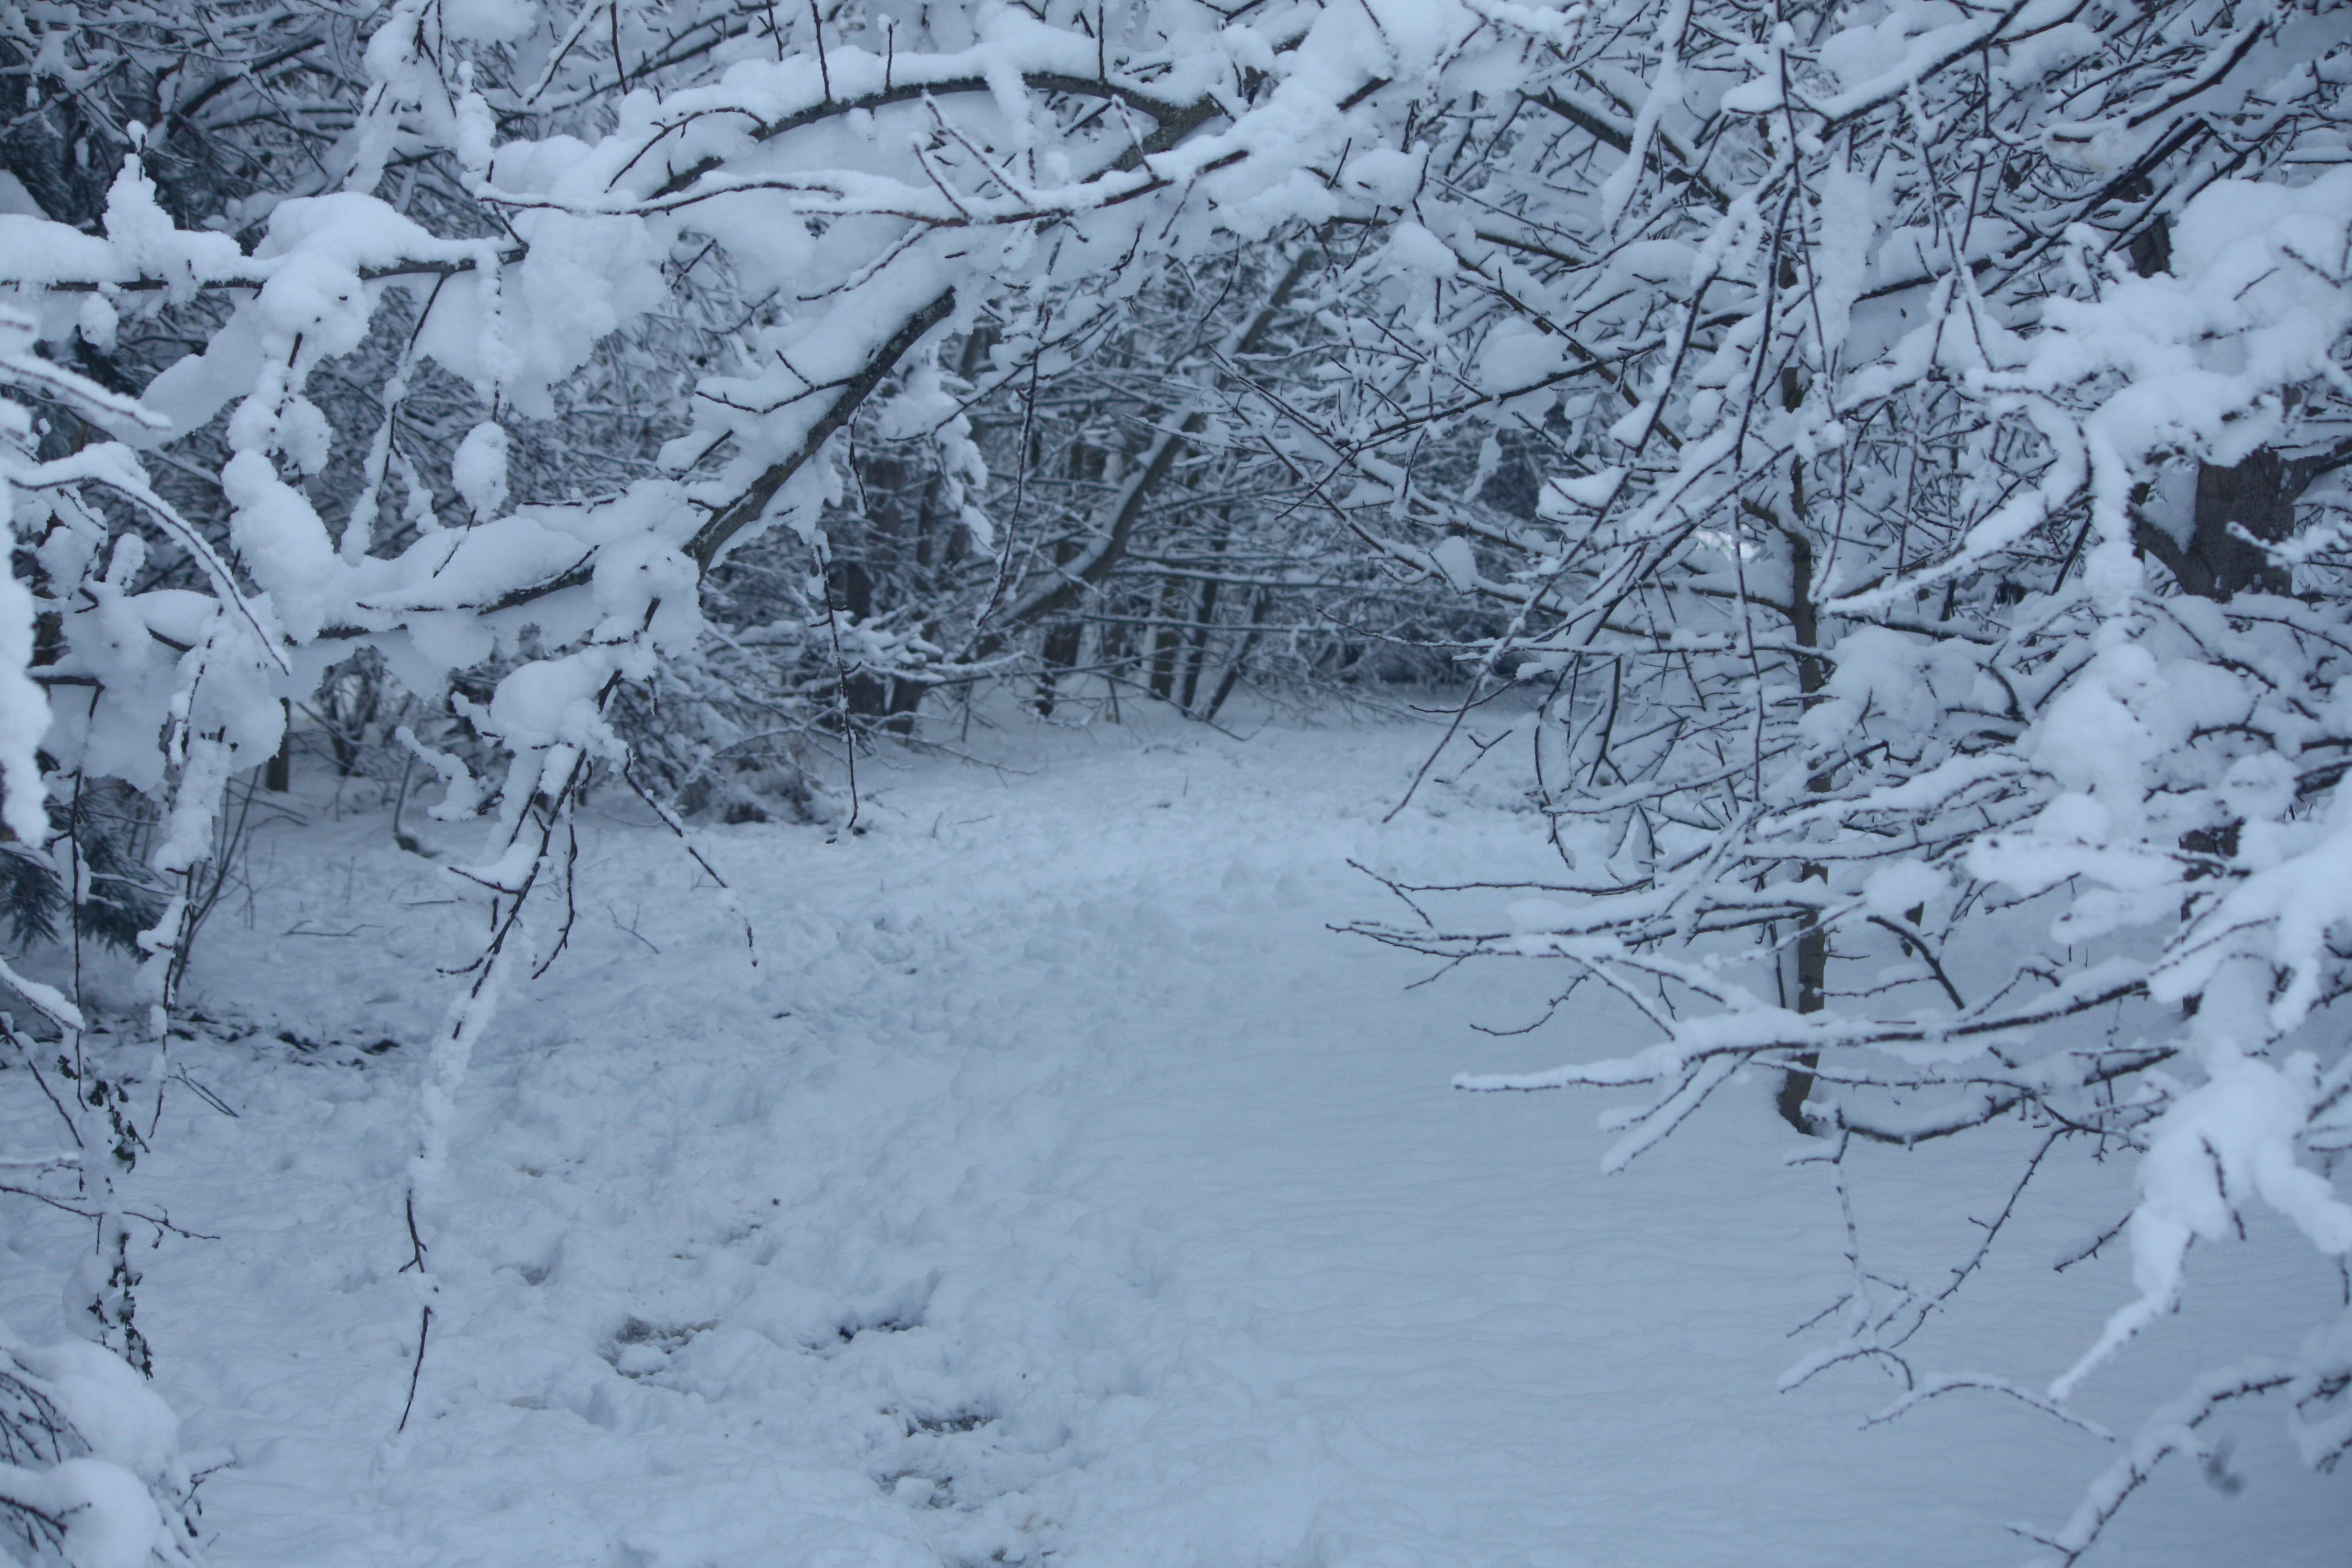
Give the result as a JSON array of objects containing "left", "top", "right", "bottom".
[
  {"left": 264, "top": 700, "right": 292, "bottom": 793},
  {"left": 2121, "top": 215, "right": 2300, "bottom": 604},
  {"left": 1773, "top": 461, "right": 1833, "bottom": 1133},
  {"left": 1775, "top": 912, "right": 1829, "bottom": 1130},
  {"left": 1032, "top": 620, "right": 1084, "bottom": 716},
  {"left": 2133, "top": 450, "right": 2299, "bottom": 601},
  {"left": 1146, "top": 575, "right": 1184, "bottom": 700},
  {"left": 830, "top": 560, "right": 891, "bottom": 719},
  {"left": 2189, "top": 452, "right": 2295, "bottom": 598},
  {"left": 1201, "top": 589, "right": 1271, "bottom": 724},
  {"left": 1177, "top": 517, "right": 1235, "bottom": 715},
  {"left": 1177, "top": 576, "right": 1221, "bottom": 713}
]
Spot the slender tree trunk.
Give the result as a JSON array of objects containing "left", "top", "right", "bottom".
[
  {"left": 1201, "top": 589, "right": 1270, "bottom": 723},
  {"left": 2191, "top": 452, "right": 2295, "bottom": 597},
  {"left": 830, "top": 560, "right": 890, "bottom": 719},
  {"left": 1032, "top": 620, "right": 1084, "bottom": 716},
  {"left": 2124, "top": 214, "right": 2299, "bottom": 603},
  {"left": 1177, "top": 579, "right": 1221, "bottom": 712},
  {"left": 1774, "top": 460, "right": 1833, "bottom": 1133},
  {"left": 1031, "top": 532, "right": 1086, "bottom": 716},
  {"left": 1177, "top": 517, "right": 1236, "bottom": 714},
  {"left": 265, "top": 700, "right": 292, "bottom": 792},
  {"left": 1147, "top": 574, "right": 1184, "bottom": 700}
]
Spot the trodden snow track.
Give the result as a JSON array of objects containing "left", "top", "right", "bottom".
[{"left": 10, "top": 711, "right": 2343, "bottom": 1567}]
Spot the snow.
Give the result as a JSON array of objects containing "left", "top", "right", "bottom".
[
  {"left": 17, "top": 1457, "right": 171, "bottom": 1568},
  {"left": 440, "top": 0, "right": 537, "bottom": 44},
  {"left": 1538, "top": 468, "right": 1623, "bottom": 512},
  {"left": 0, "top": 1335, "right": 188, "bottom": 1568},
  {"left": 1380, "top": 223, "right": 1459, "bottom": 280},
  {"left": 1861, "top": 859, "right": 1944, "bottom": 920},
  {"left": 2055, "top": 1039, "right": 2352, "bottom": 1403},
  {"left": 4, "top": 1342, "right": 180, "bottom": 1484},
  {"left": 449, "top": 424, "right": 511, "bottom": 525},
  {"left": 2, "top": 3, "right": 2349, "bottom": 1544},
  {"left": 1428, "top": 535, "right": 1478, "bottom": 591},
  {"left": 6, "top": 708, "right": 2339, "bottom": 1568}
]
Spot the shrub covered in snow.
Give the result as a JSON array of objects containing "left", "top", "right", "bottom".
[
  {"left": 0, "top": 0, "right": 1614, "bottom": 1532},
  {"left": 0, "top": 1329, "right": 196, "bottom": 1568},
  {"left": 1, "top": 0, "right": 2349, "bottom": 1556},
  {"left": 1331, "top": 0, "right": 2352, "bottom": 1553}
]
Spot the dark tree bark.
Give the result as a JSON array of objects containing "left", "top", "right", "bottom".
[
  {"left": 1146, "top": 575, "right": 1184, "bottom": 700},
  {"left": 2121, "top": 215, "right": 2304, "bottom": 605},
  {"left": 1177, "top": 578, "right": 1220, "bottom": 713},
  {"left": 830, "top": 560, "right": 894, "bottom": 719},
  {"left": 1200, "top": 589, "right": 1271, "bottom": 724},
  {"left": 264, "top": 702, "right": 292, "bottom": 793},
  {"left": 1770, "top": 456, "right": 1834, "bottom": 1133},
  {"left": 1032, "top": 620, "right": 1084, "bottom": 716},
  {"left": 2133, "top": 451, "right": 2298, "bottom": 601}
]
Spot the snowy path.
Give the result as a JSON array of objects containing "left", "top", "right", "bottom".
[{"left": 14, "top": 715, "right": 2342, "bottom": 1565}]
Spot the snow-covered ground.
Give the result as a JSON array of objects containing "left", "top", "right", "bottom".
[{"left": 5, "top": 706, "right": 2344, "bottom": 1566}]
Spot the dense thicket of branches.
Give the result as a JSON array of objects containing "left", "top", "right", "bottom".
[
  {"left": 1332, "top": 2, "right": 2352, "bottom": 1555},
  {"left": 0, "top": 0, "right": 2348, "bottom": 1558}
]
